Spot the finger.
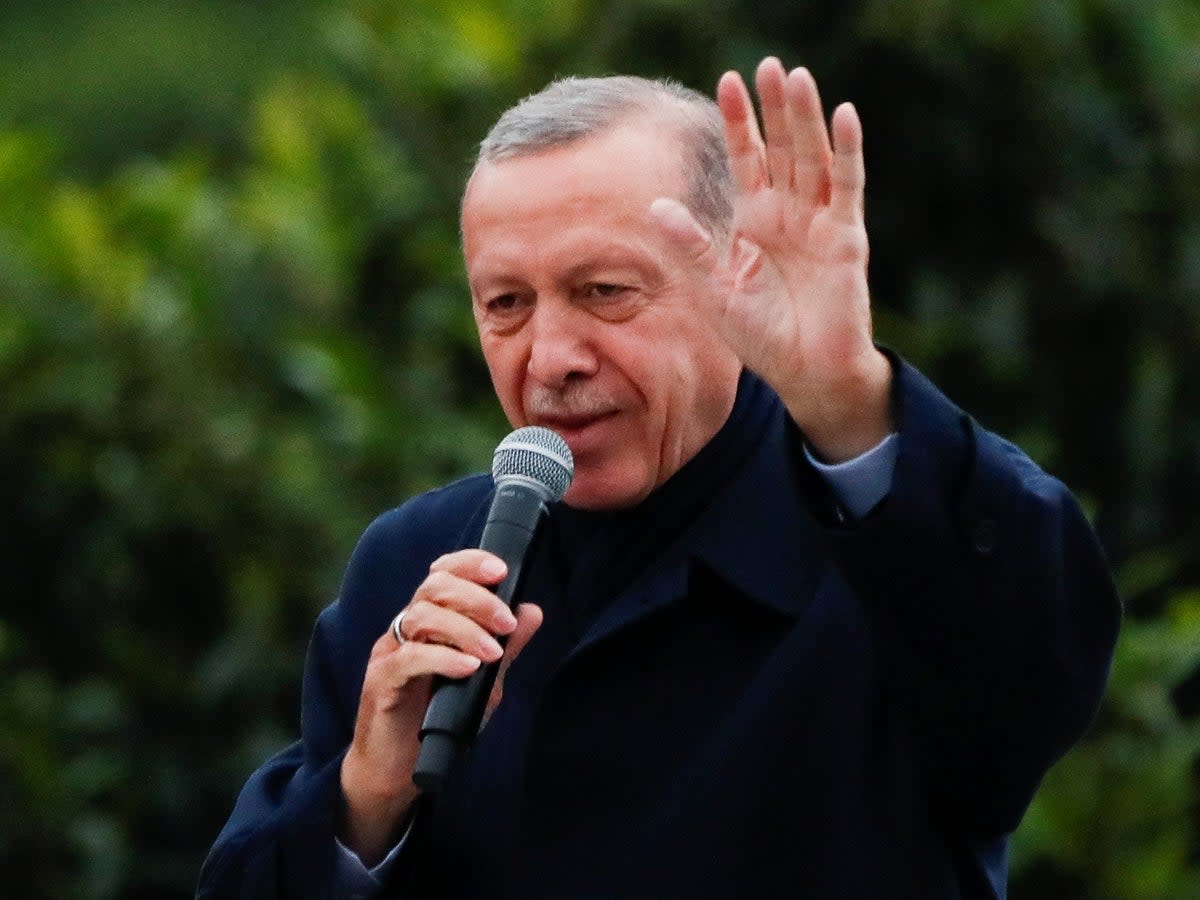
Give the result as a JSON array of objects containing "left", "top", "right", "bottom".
[
  {"left": 399, "top": 599, "right": 507, "bottom": 662},
  {"left": 754, "top": 57, "right": 790, "bottom": 189},
  {"left": 487, "top": 603, "right": 544, "bottom": 713},
  {"left": 368, "top": 640, "right": 483, "bottom": 693},
  {"left": 503, "top": 603, "right": 544, "bottom": 662},
  {"left": 829, "top": 102, "right": 865, "bottom": 225},
  {"left": 716, "top": 70, "right": 768, "bottom": 192},
  {"left": 414, "top": 568, "right": 518, "bottom": 633},
  {"left": 428, "top": 549, "right": 508, "bottom": 585},
  {"left": 650, "top": 197, "right": 718, "bottom": 268},
  {"left": 784, "top": 67, "right": 832, "bottom": 206}
]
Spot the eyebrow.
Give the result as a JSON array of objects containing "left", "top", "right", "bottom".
[
  {"left": 469, "top": 238, "right": 666, "bottom": 295},
  {"left": 564, "top": 237, "right": 669, "bottom": 280},
  {"left": 563, "top": 259, "right": 647, "bottom": 284}
]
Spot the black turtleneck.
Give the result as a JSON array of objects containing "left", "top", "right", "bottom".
[{"left": 541, "top": 368, "right": 775, "bottom": 642}]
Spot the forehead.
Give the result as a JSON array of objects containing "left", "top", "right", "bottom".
[{"left": 461, "top": 119, "right": 689, "bottom": 263}]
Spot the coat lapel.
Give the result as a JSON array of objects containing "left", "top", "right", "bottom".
[{"left": 565, "top": 408, "right": 831, "bottom": 662}]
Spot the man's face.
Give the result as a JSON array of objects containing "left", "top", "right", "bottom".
[{"left": 462, "top": 118, "right": 742, "bottom": 510}]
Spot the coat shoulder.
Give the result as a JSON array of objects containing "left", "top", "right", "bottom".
[{"left": 339, "top": 473, "right": 494, "bottom": 607}]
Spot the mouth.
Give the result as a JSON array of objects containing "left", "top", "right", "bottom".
[{"left": 533, "top": 410, "right": 619, "bottom": 447}]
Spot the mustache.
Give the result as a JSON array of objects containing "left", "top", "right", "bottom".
[{"left": 524, "top": 384, "right": 620, "bottom": 420}]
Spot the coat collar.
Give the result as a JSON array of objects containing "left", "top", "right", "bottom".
[
  {"left": 685, "top": 404, "right": 830, "bottom": 618},
  {"left": 570, "top": 401, "right": 831, "bottom": 659}
]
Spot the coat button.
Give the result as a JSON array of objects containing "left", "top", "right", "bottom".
[{"left": 972, "top": 518, "right": 998, "bottom": 554}]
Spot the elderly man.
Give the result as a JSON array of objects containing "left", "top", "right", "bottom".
[{"left": 199, "top": 59, "right": 1119, "bottom": 898}]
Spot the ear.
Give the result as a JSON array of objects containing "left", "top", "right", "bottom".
[{"left": 728, "top": 235, "right": 766, "bottom": 293}]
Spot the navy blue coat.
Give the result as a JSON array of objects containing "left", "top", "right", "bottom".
[{"left": 198, "top": 360, "right": 1120, "bottom": 899}]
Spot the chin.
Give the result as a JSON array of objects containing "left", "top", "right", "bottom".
[{"left": 562, "top": 470, "right": 652, "bottom": 511}]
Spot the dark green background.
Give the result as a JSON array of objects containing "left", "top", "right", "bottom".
[{"left": 1, "top": 1, "right": 1197, "bottom": 896}]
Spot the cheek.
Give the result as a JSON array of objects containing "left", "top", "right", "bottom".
[{"left": 480, "top": 339, "right": 528, "bottom": 422}]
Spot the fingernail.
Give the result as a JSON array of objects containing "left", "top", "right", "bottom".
[
  {"left": 650, "top": 198, "right": 701, "bottom": 245},
  {"left": 650, "top": 196, "right": 682, "bottom": 221},
  {"left": 484, "top": 637, "right": 504, "bottom": 659},
  {"left": 481, "top": 557, "right": 507, "bottom": 580},
  {"left": 494, "top": 608, "right": 517, "bottom": 631}
]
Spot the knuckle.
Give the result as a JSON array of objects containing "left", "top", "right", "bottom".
[
  {"left": 423, "top": 569, "right": 457, "bottom": 601},
  {"left": 371, "top": 634, "right": 395, "bottom": 657},
  {"left": 405, "top": 611, "right": 440, "bottom": 645},
  {"left": 831, "top": 233, "right": 865, "bottom": 263}
]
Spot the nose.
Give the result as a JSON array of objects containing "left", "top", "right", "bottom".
[{"left": 527, "top": 300, "right": 599, "bottom": 389}]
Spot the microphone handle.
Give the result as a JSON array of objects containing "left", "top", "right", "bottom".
[{"left": 412, "top": 482, "right": 546, "bottom": 792}]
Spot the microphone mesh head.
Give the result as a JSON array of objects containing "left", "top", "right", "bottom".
[{"left": 492, "top": 426, "right": 574, "bottom": 501}]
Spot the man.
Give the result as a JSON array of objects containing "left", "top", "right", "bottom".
[{"left": 199, "top": 58, "right": 1120, "bottom": 898}]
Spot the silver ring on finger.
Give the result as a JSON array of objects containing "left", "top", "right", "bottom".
[{"left": 390, "top": 608, "right": 411, "bottom": 646}]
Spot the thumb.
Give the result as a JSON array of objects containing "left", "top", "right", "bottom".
[
  {"left": 649, "top": 197, "right": 719, "bottom": 270},
  {"left": 484, "top": 603, "right": 544, "bottom": 719},
  {"left": 504, "top": 602, "right": 544, "bottom": 662}
]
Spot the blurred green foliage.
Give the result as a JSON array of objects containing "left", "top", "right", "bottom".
[{"left": 0, "top": 1, "right": 1196, "bottom": 897}]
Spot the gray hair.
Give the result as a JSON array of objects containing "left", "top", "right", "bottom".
[{"left": 473, "top": 75, "right": 733, "bottom": 238}]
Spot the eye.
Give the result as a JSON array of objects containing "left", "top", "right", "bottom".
[
  {"left": 487, "top": 293, "right": 519, "bottom": 312},
  {"left": 476, "top": 291, "right": 533, "bottom": 333},
  {"left": 579, "top": 281, "right": 643, "bottom": 322},
  {"left": 483, "top": 293, "right": 532, "bottom": 317},
  {"left": 586, "top": 283, "right": 630, "bottom": 300}
]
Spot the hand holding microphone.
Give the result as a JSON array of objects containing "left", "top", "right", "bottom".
[
  {"left": 339, "top": 427, "right": 572, "bottom": 863},
  {"left": 415, "top": 426, "right": 573, "bottom": 790}
]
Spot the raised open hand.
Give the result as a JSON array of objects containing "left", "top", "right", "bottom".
[{"left": 652, "top": 57, "right": 892, "bottom": 461}]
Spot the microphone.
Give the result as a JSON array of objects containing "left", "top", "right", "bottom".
[{"left": 412, "top": 425, "right": 573, "bottom": 792}]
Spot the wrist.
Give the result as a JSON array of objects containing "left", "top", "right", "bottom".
[
  {"left": 339, "top": 750, "right": 419, "bottom": 867},
  {"left": 785, "top": 349, "right": 893, "bottom": 463}
]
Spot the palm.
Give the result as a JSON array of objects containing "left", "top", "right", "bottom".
[
  {"left": 722, "top": 185, "right": 871, "bottom": 394},
  {"left": 713, "top": 62, "right": 876, "bottom": 393}
]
